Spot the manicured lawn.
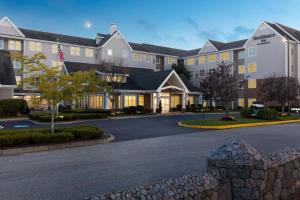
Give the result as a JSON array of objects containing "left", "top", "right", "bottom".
[{"left": 182, "top": 116, "right": 300, "bottom": 126}]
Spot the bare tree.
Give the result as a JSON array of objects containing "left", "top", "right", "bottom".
[
  {"left": 199, "top": 70, "right": 217, "bottom": 110},
  {"left": 258, "top": 75, "right": 298, "bottom": 113}
]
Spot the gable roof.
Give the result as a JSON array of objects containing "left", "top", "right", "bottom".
[
  {"left": 263, "top": 22, "right": 294, "bottom": 41},
  {"left": 0, "top": 50, "right": 16, "bottom": 86},
  {"left": 180, "top": 48, "right": 201, "bottom": 58},
  {"left": 129, "top": 42, "right": 192, "bottom": 57},
  {"left": 209, "top": 39, "right": 247, "bottom": 51},
  {"left": 275, "top": 23, "right": 300, "bottom": 41},
  {"left": 19, "top": 28, "right": 97, "bottom": 47}
]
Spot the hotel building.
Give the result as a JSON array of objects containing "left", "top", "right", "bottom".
[{"left": 0, "top": 17, "right": 299, "bottom": 111}]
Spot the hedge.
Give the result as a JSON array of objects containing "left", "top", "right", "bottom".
[
  {"left": 0, "top": 99, "right": 29, "bottom": 117},
  {"left": 29, "top": 112, "right": 108, "bottom": 122},
  {"left": 240, "top": 108, "right": 253, "bottom": 118},
  {"left": 0, "top": 125, "right": 104, "bottom": 148},
  {"left": 256, "top": 108, "right": 279, "bottom": 120}
]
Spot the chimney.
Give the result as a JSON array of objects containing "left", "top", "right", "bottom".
[{"left": 110, "top": 23, "right": 117, "bottom": 35}]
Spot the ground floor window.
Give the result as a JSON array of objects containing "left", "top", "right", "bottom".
[
  {"left": 248, "top": 98, "right": 256, "bottom": 107},
  {"left": 188, "top": 96, "right": 194, "bottom": 105},
  {"left": 138, "top": 95, "right": 144, "bottom": 106},
  {"left": 238, "top": 98, "right": 244, "bottom": 107},
  {"left": 171, "top": 95, "right": 180, "bottom": 108},
  {"left": 124, "top": 95, "right": 136, "bottom": 107},
  {"left": 89, "top": 95, "right": 103, "bottom": 109}
]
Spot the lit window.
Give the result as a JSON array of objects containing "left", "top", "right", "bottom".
[
  {"left": 248, "top": 63, "right": 257, "bottom": 73},
  {"left": 29, "top": 41, "right": 42, "bottom": 52},
  {"left": 138, "top": 95, "right": 144, "bottom": 106},
  {"left": 145, "top": 54, "right": 152, "bottom": 62},
  {"left": 85, "top": 48, "right": 93, "bottom": 57},
  {"left": 220, "top": 52, "right": 229, "bottom": 61},
  {"left": 248, "top": 47, "right": 257, "bottom": 57},
  {"left": 89, "top": 95, "right": 103, "bottom": 109},
  {"left": 124, "top": 95, "right": 136, "bottom": 107},
  {"left": 200, "top": 69, "right": 205, "bottom": 76},
  {"left": 199, "top": 56, "right": 205, "bottom": 64},
  {"left": 208, "top": 54, "right": 216, "bottom": 62},
  {"left": 8, "top": 40, "right": 21, "bottom": 51},
  {"left": 168, "top": 57, "right": 176, "bottom": 65},
  {"left": 107, "top": 48, "right": 112, "bottom": 56},
  {"left": 248, "top": 79, "right": 256, "bottom": 89},
  {"left": 52, "top": 44, "right": 58, "bottom": 54},
  {"left": 0, "top": 40, "right": 4, "bottom": 49},
  {"left": 188, "top": 96, "right": 194, "bottom": 104},
  {"left": 238, "top": 65, "right": 245, "bottom": 74},
  {"left": 15, "top": 76, "right": 21, "bottom": 86},
  {"left": 238, "top": 98, "right": 244, "bottom": 107},
  {"left": 171, "top": 95, "right": 180, "bottom": 108},
  {"left": 248, "top": 98, "right": 256, "bottom": 107},
  {"left": 186, "top": 57, "right": 194, "bottom": 65},
  {"left": 133, "top": 52, "right": 141, "bottom": 61},
  {"left": 13, "top": 60, "right": 21, "bottom": 69},
  {"left": 70, "top": 46, "right": 80, "bottom": 56}
]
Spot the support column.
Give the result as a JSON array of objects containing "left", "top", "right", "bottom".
[
  {"left": 182, "top": 92, "right": 186, "bottom": 109},
  {"left": 104, "top": 93, "right": 110, "bottom": 110},
  {"left": 157, "top": 92, "right": 160, "bottom": 109}
]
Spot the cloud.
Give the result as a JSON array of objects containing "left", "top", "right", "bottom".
[
  {"left": 226, "top": 26, "right": 254, "bottom": 40},
  {"left": 137, "top": 19, "right": 161, "bottom": 40},
  {"left": 164, "top": 34, "right": 189, "bottom": 45},
  {"left": 186, "top": 17, "right": 220, "bottom": 40}
]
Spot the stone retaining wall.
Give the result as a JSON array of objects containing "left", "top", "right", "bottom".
[{"left": 85, "top": 139, "right": 300, "bottom": 200}]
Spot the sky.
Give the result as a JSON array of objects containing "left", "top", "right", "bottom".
[{"left": 1, "top": 0, "right": 300, "bottom": 50}]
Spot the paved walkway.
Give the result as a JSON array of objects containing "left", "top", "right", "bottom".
[{"left": 1, "top": 123, "right": 300, "bottom": 200}]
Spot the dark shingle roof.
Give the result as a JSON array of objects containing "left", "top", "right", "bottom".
[
  {"left": 64, "top": 62, "right": 198, "bottom": 92},
  {"left": 129, "top": 42, "right": 193, "bottom": 57},
  {"left": 0, "top": 50, "right": 16, "bottom": 86},
  {"left": 209, "top": 39, "right": 247, "bottom": 51},
  {"left": 19, "top": 28, "right": 97, "bottom": 47},
  {"left": 275, "top": 23, "right": 300, "bottom": 41},
  {"left": 180, "top": 48, "right": 201, "bottom": 58}
]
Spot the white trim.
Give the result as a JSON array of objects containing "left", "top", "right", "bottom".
[
  {"left": 157, "top": 70, "right": 189, "bottom": 93},
  {"left": 0, "top": 84, "right": 17, "bottom": 88},
  {"left": 275, "top": 23, "right": 299, "bottom": 42},
  {"left": 160, "top": 85, "right": 184, "bottom": 91},
  {"left": 132, "top": 49, "right": 180, "bottom": 58},
  {"left": 101, "top": 31, "right": 133, "bottom": 51},
  {"left": 0, "top": 17, "right": 25, "bottom": 37},
  {"left": 199, "top": 40, "right": 219, "bottom": 54}
]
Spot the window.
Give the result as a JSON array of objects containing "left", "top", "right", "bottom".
[
  {"left": 248, "top": 47, "right": 257, "bottom": 57},
  {"left": 138, "top": 95, "right": 144, "bottom": 106},
  {"left": 15, "top": 76, "right": 21, "bottom": 86},
  {"left": 238, "top": 51, "right": 245, "bottom": 59},
  {"left": 188, "top": 96, "right": 194, "bottom": 104},
  {"left": 0, "top": 40, "right": 3, "bottom": 49},
  {"left": 168, "top": 57, "right": 176, "bottom": 65},
  {"left": 29, "top": 41, "right": 42, "bottom": 52},
  {"left": 238, "top": 80, "right": 245, "bottom": 89},
  {"left": 52, "top": 44, "right": 58, "bottom": 54},
  {"left": 13, "top": 60, "right": 21, "bottom": 69},
  {"left": 89, "top": 95, "right": 103, "bottom": 109},
  {"left": 8, "top": 40, "right": 21, "bottom": 51},
  {"left": 124, "top": 95, "right": 136, "bottom": 107},
  {"left": 248, "top": 63, "right": 257, "bottom": 73},
  {"left": 145, "top": 54, "right": 152, "bottom": 62},
  {"left": 186, "top": 57, "right": 194, "bottom": 65},
  {"left": 200, "top": 69, "right": 205, "bottom": 76},
  {"left": 220, "top": 52, "right": 229, "bottom": 61},
  {"left": 85, "top": 48, "right": 93, "bottom": 57},
  {"left": 208, "top": 54, "right": 216, "bottom": 62},
  {"left": 248, "top": 98, "right": 256, "bottom": 107},
  {"left": 238, "top": 65, "right": 245, "bottom": 74},
  {"left": 107, "top": 48, "right": 112, "bottom": 56},
  {"left": 238, "top": 98, "right": 244, "bottom": 107},
  {"left": 70, "top": 46, "right": 80, "bottom": 56},
  {"left": 199, "top": 56, "right": 205, "bottom": 64},
  {"left": 171, "top": 95, "right": 180, "bottom": 108},
  {"left": 248, "top": 79, "right": 256, "bottom": 89},
  {"left": 133, "top": 52, "right": 141, "bottom": 61}
]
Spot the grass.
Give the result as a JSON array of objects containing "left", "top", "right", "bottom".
[{"left": 182, "top": 116, "right": 300, "bottom": 126}]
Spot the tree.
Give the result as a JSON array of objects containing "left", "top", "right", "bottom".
[
  {"left": 258, "top": 75, "right": 298, "bottom": 113},
  {"left": 171, "top": 63, "right": 191, "bottom": 80},
  {"left": 199, "top": 70, "right": 217, "bottom": 110},
  {"left": 214, "top": 62, "right": 238, "bottom": 116},
  {"left": 15, "top": 53, "right": 69, "bottom": 133}
]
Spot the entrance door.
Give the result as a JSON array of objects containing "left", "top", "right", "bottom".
[{"left": 160, "top": 93, "right": 170, "bottom": 113}]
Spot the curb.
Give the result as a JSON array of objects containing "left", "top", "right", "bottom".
[
  {"left": 0, "top": 134, "right": 115, "bottom": 156},
  {"left": 178, "top": 119, "right": 300, "bottom": 130}
]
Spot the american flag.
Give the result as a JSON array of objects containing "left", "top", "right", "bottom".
[{"left": 58, "top": 45, "right": 64, "bottom": 62}]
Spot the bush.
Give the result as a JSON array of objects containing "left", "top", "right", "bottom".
[
  {"left": 240, "top": 108, "right": 253, "bottom": 118},
  {"left": 0, "top": 99, "right": 29, "bottom": 116},
  {"left": 0, "top": 125, "right": 104, "bottom": 148},
  {"left": 209, "top": 106, "right": 215, "bottom": 111},
  {"left": 136, "top": 105, "right": 145, "bottom": 114},
  {"left": 176, "top": 104, "right": 182, "bottom": 111},
  {"left": 257, "top": 108, "right": 279, "bottom": 120},
  {"left": 29, "top": 112, "right": 107, "bottom": 122},
  {"left": 221, "top": 116, "right": 235, "bottom": 121}
]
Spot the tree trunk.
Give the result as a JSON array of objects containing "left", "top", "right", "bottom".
[{"left": 51, "top": 101, "right": 55, "bottom": 134}]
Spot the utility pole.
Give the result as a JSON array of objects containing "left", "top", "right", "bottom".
[{"left": 286, "top": 35, "right": 290, "bottom": 114}]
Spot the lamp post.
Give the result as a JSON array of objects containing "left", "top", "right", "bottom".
[{"left": 283, "top": 35, "right": 290, "bottom": 114}]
